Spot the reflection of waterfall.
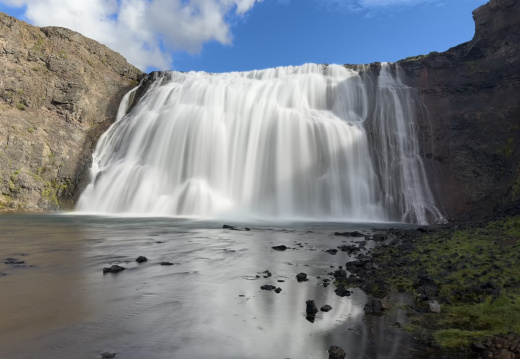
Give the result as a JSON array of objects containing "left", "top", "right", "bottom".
[{"left": 76, "top": 63, "right": 444, "bottom": 224}]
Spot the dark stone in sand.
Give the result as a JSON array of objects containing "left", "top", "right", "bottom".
[
  {"left": 277, "top": 280, "right": 285, "bottom": 282},
  {"left": 223, "top": 224, "right": 235, "bottom": 229},
  {"left": 274, "top": 287, "right": 282, "bottom": 293},
  {"left": 160, "top": 262, "right": 174, "bottom": 266},
  {"left": 335, "top": 231, "right": 363, "bottom": 237},
  {"left": 5, "top": 258, "right": 25, "bottom": 265},
  {"left": 325, "top": 249, "right": 338, "bottom": 255},
  {"left": 261, "top": 285, "right": 277, "bottom": 291},
  {"left": 135, "top": 256, "right": 148, "bottom": 263},
  {"left": 321, "top": 304, "right": 332, "bottom": 312},
  {"left": 101, "top": 352, "right": 117, "bottom": 358},
  {"left": 328, "top": 346, "right": 346, "bottom": 359},
  {"left": 245, "top": 228, "right": 251, "bottom": 231},
  {"left": 263, "top": 270, "right": 272, "bottom": 278},
  {"left": 334, "top": 287, "right": 351, "bottom": 297},
  {"left": 296, "top": 273, "right": 308, "bottom": 282},
  {"left": 306, "top": 300, "right": 318, "bottom": 314},
  {"left": 272, "top": 245, "right": 288, "bottom": 251},
  {"left": 0, "top": 272, "right": 6, "bottom": 277},
  {"left": 306, "top": 315, "right": 316, "bottom": 323},
  {"left": 103, "top": 265, "right": 125, "bottom": 274}
]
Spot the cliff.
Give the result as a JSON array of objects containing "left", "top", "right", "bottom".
[
  {"left": 0, "top": 13, "right": 143, "bottom": 210},
  {"left": 397, "top": 0, "right": 520, "bottom": 221}
]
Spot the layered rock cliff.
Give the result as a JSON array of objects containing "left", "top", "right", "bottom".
[
  {"left": 397, "top": 0, "right": 520, "bottom": 220},
  {"left": 0, "top": 13, "right": 143, "bottom": 210}
]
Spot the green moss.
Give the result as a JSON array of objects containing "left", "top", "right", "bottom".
[
  {"left": 16, "top": 103, "right": 27, "bottom": 111},
  {"left": 27, "top": 127, "right": 34, "bottom": 133},
  {"left": 371, "top": 216, "right": 520, "bottom": 351},
  {"left": 496, "top": 138, "right": 515, "bottom": 158}
]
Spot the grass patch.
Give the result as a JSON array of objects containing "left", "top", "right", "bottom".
[{"left": 371, "top": 216, "right": 520, "bottom": 351}]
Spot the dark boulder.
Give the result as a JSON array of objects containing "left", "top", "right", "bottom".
[
  {"left": 135, "top": 256, "right": 147, "bottom": 263},
  {"left": 160, "top": 262, "right": 174, "bottom": 266},
  {"left": 328, "top": 346, "right": 346, "bottom": 359},
  {"left": 320, "top": 304, "right": 332, "bottom": 312},
  {"left": 325, "top": 249, "right": 338, "bottom": 255},
  {"left": 272, "top": 245, "right": 288, "bottom": 251},
  {"left": 274, "top": 287, "right": 282, "bottom": 293},
  {"left": 296, "top": 273, "right": 308, "bottom": 282},
  {"left": 260, "top": 285, "right": 277, "bottom": 291},
  {"left": 306, "top": 300, "right": 318, "bottom": 315},
  {"left": 334, "top": 287, "right": 351, "bottom": 297},
  {"left": 101, "top": 352, "right": 117, "bottom": 359},
  {"left": 103, "top": 265, "right": 125, "bottom": 274}
]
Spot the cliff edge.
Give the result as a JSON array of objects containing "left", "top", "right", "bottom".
[
  {"left": 398, "top": 0, "right": 520, "bottom": 221},
  {"left": 0, "top": 13, "right": 143, "bottom": 210}
]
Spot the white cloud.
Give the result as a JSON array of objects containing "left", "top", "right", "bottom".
[{"left": 0, "top": 0, "right": 263, "bottom": 70}]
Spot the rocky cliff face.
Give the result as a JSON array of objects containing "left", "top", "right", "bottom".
[
  {"left": 397, "top": 0, "right": 520, "bottom": 221},
  {"left": 0, "top": 13, "right": 142, "bottom": 210}
]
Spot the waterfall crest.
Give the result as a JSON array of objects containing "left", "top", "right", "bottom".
[{"left": 76, "top": 63, "right": 444, "bottom": 224}]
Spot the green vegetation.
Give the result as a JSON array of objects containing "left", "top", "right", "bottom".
[
  {"left": 496, "top": 138, "right": 515, "bottom": 158},
  {"left": 372, "top": 216, "right": 520, "bottom": 351},
  {"left": 16, "top": 102, "right": 27, "bottom": 111},
  {"left": 42, "top": 179, "right": 69, "bottom": 206}
]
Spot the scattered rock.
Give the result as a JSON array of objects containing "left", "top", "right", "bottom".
[
  {"left": 277, "top": 280, "right": 285, "bottom": 283},
  {"left": 223, "top": 224, "right": 236, "bottom": 230},
  {"left": 260, "top": 285, "right": 277, "bottom": 291},
  {"left": 101, "top": 352, "right": 116, "bottom": 359},
  {"left": 296, "top": 273, "right": 308, "bottom": 282},
  {"left": 5, "top": 258, "right": 25, "bottom": 265},
  {"left": 160, "top": 262, "right": 174, "bottom": 266},
  {"left": 102, "top": 265, "right": 125, "bottom": 274},
  {"left": 135, "top": 256, "right": 147, "bottom": 263},
  {"left": 325, "top": 249, "right": 338, "bottom": 255},
  {"left": 328, "top": 345, "right": 346, "bottom": 359},
  {"left": 274, "top": 287, "right": 282, "bottom": 293},
  {"left": 306, "top": 300, "right": 318, "bottom": 315},
  {"left": 263, "top": 270, "right": 272, "bottom": 278},
  {"left": 335, "top": 231, "right": 364, "bottom": 237},
  {"left": 0, "top": 272, "right": 7, "bottom": 277},
  {"left": 333, "top": 268, "right": 347, "bottom": 279},
  {"left": 320, "top": 305, "right": 332, "bottom": 312},
  {"left": 334, "top": 287, "right": 351, "bottom": 297},
  {"left": 272, "top": 245, "right": 288, "bottom": 251}
]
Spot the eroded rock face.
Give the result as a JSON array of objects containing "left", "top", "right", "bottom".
[
  {"left": 0, "top": 12, "right": 143, "bottom": 211},
  {"left": 397, "top": 0, "right": 520, "bottom": 220}
]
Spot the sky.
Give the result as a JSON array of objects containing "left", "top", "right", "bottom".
[{"left": 0, "top": 0, "right": 488, "bottom": 73}]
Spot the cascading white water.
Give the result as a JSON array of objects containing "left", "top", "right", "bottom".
[{"left": 76, "top": 63, "right": 444, "bottom": 224}]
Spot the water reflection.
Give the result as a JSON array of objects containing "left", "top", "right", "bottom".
[{"left": 0, "top": 215, "right": 424, "bottom": 359}]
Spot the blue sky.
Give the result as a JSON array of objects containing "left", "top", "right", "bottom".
[{"left": 0, "top": 0, "right": 488, "bottom": 73}]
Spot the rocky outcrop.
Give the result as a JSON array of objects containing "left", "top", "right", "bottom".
[
  {"left": 0, "top": 13, "right": 143, "bottom": 210},
  {"left": 397, "top": 0, "right": 520, "bottom": 220}
]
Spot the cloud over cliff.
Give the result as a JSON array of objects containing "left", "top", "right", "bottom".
[{"left": 0, "top": 0, "right": 262, "bottom": 70}]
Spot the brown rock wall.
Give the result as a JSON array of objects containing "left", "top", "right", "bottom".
[{"left": 0, "top": 13, "right": 143, "bottom": 210}]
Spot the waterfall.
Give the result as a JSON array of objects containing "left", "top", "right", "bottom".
[{"left": 76, "top": 63, "right": 444, "bottom": 224}]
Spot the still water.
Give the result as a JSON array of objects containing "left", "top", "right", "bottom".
[{"left": 0, "top": 214, "right": 424, "bottom": 359}]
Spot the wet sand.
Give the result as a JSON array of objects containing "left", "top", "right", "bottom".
[{"left": 0, "top": 214, "right": 425, "bottom": 359}]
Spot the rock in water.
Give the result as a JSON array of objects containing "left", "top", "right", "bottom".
[
  {"left": 328, "top": 346, "right": 346, "bottom": 359},
  {"left": 320, "top": 305, "right": 332, "bottom": 312},
  {"left": 135, "top": 256, "right": 147, "bottom": 263},
  {"left": 306, "top": 300, "right": 318, "bottom": 315},
  {"left": 101, "top": 352, "right": 116, "bottom": 358},
  {"left": 272, "top": 245, "right": 288, "bottom": 251},
  {"left": 260, "top": 285, "right": 277, "bottom": 291},
  {"left": 102, "top": 265, "right": 125, "bottom": 274},
  {"left": 296, "top": 273, "right": 308, "bottom": 282}
]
